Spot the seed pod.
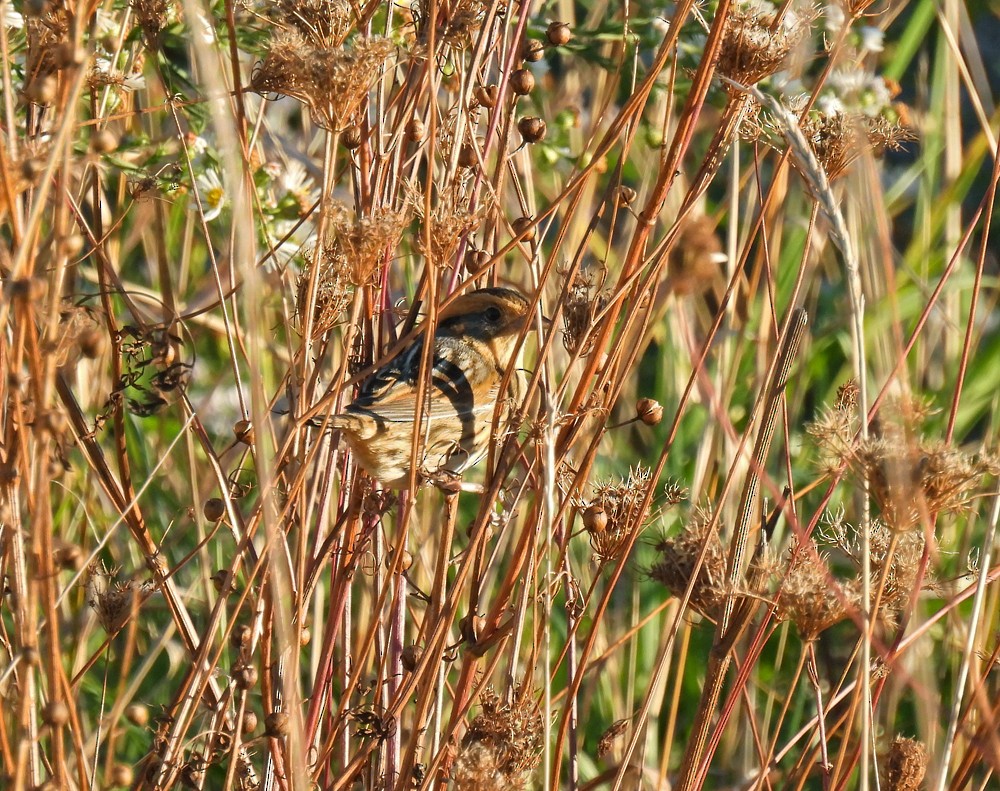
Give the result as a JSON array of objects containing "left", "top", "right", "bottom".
[
  {"left": 234, "top": 663, "right": 258, "bottom": 690},
  {"left": 233, "top": 419, "right": 253, "bottom": 444},
  {"left": 242, "top": 711, "right": 258, "bottom": 733},
  {"left": 458, "top": 143, "right": 478, "bottom": 168},
  {"left": 618, "top": 185, "right": 637, "bottom": 206},
  {"left": 231, "top": 624, "right": 253, "bottom": 650},
  {"left": 404, "top": 117, "right": 425, "bottom": 142},
  {"left": 203, "top": 497, "right": 226, "bottom": 522},
  {"left": 465, "top": 249, "right": 491, "bottom": 275},
  {"left": 474, "top": 84, "right": 499, "bottom": 108},
  {"left": 42, "top": 701, "right": 70, "bottom": 727},
  {"left": 511, "top": 216, "right": 536, "bottom": 243},
  {"left": 342, "top": 125, "right": 363, "bottom": 149},
  {"left": 460, "top": 614, "right": 486, "bottom": 644},
  {"left": 546, "top": 21, "right": 572, "bottom": 46},
  {"left": 109, "top": 765, "right": 135, "bottom": 787},
  {"left": 509, "top": 68, "right": 535, "bottom": 96},
  {"left": 401, "top": 644, "right": 423, "bottom": 672},
  {"left": 91, "top": 128, "right": 119, "bottom": 153},
  {"left": 518, "top": 116, "right": 547, "bottom": 144},
  {"left": 125, "top": 703, "right": 149, "bottom": 727},
  {"left": 387, "top": 548, "right": 413, "bottom": 572},
  {"left": 522, "top": 38, "right": 545, "bottom": 62},
  {"left": 583, "top": 505, "right": 608, "bottom": 534},
  {"left": 265, "top": 711, "right": 290, "bottom": 737},
  {"left": 636, "top": 398, "right": 663, "bottom": 426}
]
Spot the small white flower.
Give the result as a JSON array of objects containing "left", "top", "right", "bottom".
[
  {"left": 186, "top": 134, "right": 210, "bottom": 156},
  {"left": 262, "top": 161, "right": 283, "bottom": 179},
  {"left": 196, "top": 170, "right": 227, "bottom": 221},
  {"left": 3, "top": 6, "right": 24, "bottom": 29},
  {"left": 824, "top": 2, "right": 845, "bottom": 34},
  {"left": 859, "top": 26, "right": 885, "bottom": 54},
  {"left": 818, "top": 94, "right": 846, "bottom": 116}
]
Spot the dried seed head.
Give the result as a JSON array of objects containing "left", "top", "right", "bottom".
[
  {"left": 880, "top": 736, "right": 927, "bottom": 791},
  {"left": 546, "top": 21, "right": 572, "bottom": 46},
  {"left": 204, "top": 498, "right": 226, "bottom": 522},
  {"left": 597, "top": 718, "right": 630, "bottom": 759},
  {"left": 561, "top": 272, "right": 608, "bottom": 357},
  {"left": 836, "top": 379, "right": 859, "bottom": 412},
  {"left": 522, "top": 38, "right": 545, "bottom": 62},
  {"left": 387, "top": 548, "right": 413, "bottom": 572},
  {"left": 776, "top": 543, "right": 857, "bottom": 639},
  {"left": 86, "top": 565, "right": 146, "bottom": 634},
  {"left": 718, "top": 6, "right": 811, "bottom": 89},
  {"left": 636, "top": 398, "right": 663, "bottom": 426},
  {"left": 342, "top": 124, "right": 363, "bottom": 149},
  {"left": 475, "top": 84, "right": 499, "bottom": 108},
  {"left": 650, "top": 507, "right": 727, "bottom": 618},
  {"left": 455, "top": 685, "right": 543, "bottom": 788},
  {"left": 125, "top": 703, "right": 149, "bottom": 726},
  {"left": 509, "top": 68, "right": 535, "bottom": 95},
  {"left": 517, "top": 116, "right": 547, "bottom": 144},
  {"left": 586, "top": 467, "right": 654, "bottom": 564}
]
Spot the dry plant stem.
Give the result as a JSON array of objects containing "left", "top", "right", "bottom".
[
  {"left": 676, "top": 309, "right": 808, "bottom": 791},
  {"left": 936, "top": 481, "right": 1000, "bottom": 790}
]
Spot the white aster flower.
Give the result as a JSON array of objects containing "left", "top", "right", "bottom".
[{"left": 196, "top": 170, "right": 227, "bottom": 221}]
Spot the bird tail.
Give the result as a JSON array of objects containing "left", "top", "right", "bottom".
[{"left": 311, "top": 412, "right": 374, "bottom": 440}]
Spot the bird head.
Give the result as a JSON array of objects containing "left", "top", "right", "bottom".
[{"left": 437, "top": 287, "right": 535, "bottom": 367}]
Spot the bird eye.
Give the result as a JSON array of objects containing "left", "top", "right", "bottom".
[{"left": 484, "top": 306, "right": 502, "bottom": 322}]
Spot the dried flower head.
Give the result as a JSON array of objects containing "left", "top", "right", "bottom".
[
  {"left": 130, "top": 0, "right": 169, "bottom": 44},
  {"left": 252, "top": 33, "right": 395, "bottom": 130},
  {"left": 718, "top": 3, "right": 812, "bottom": 89},
  {"left": 320, "top": 202, "right": 408, "bottom": 286},
  {"left": 776, "top": 542, "right": 858, "bottom": 639},
  {"left": 273, "top": 0, "right": 353, "bottom": 47},
  {"left": 775, "top": 109, "right": 914, "bottom": 181},
  {"left": 650, "top": 506, "right": 727, "bottom": 619},
  {"left": 408, "top": 184, "right": 483, "bottom": 265},
  {"left": 586, "top": 467, "right": 654, "bottom": 564},
  {"left": 597, "top": 718, "right": 630, "bottom": 759},
  {"left": 414, "top": 0, "right": 490, "bottom": 49},
  {"left": 296, "top": 248, "right": 353, "bottom": 337},
  {"left": 868, "top": 520, "right": 925, "bottom": 622},
  {"left": 561, "top": 270, "right": 608, "bottom": 357},
  {"left": 454, "top": 685, "right": 543, "bottom": 789},
  {"left": 86, "top": 563, "right": 151, "bottom": 634},
  {"left": 879, "top": 736, "right": 928, "bottom": 791}
]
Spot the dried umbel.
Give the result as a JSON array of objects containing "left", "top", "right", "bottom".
[
  {"left": 320, "top": 203, "right": 408, "bottom": 286},
  {"left": 296, "top": 249, "right": 353, "bottom": 337},
  {"left": 879, "top": 736, "right": 928, "bottom": 791},
  {"left": 453, "top": 685, "right": 543, "bottom": 789},
  {"left": 86, "top": 564, "right": 151, "bottom": 634},
  {"left": 775, "top": 542, "right": 858, "bottom": 639},
  {"left": 561, "top": 273, "right": 608, "bottom": 357},
  {"left": 718, "top": 4, "right": 812, "bottom": 89},
  {"left": 868, "top": 521, "right": 925, "bottom": 623},
  {"left": 251, "top": 32, "right": 395, "bottom": 131},
  {"left": 586, "top": 467, "right": 654, "bottom": 564},
  {"left": 650, "top": 507, "right": 727, "bottom": 619},
  {"left": 772, "top": 109, "right": 914, "bottom": 182},
  {"left": 272, "top": 0, "right": 353, "bottom": 47},
  {"left": 410, "top": 186, "right": 483, "bottom": 265},
  {"left": 414, "top": 0, "right": 490, "bottom": 49}
]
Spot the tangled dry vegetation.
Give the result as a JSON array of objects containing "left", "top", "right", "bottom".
[{"left": 1, "top": 0, "right": 999, "bottom": 789}]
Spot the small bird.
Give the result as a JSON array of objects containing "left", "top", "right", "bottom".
[{"left": 330, "top": 287, "right": 534, "bottom": 488}]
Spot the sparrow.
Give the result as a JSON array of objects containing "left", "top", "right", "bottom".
[{"left": 330, "top": 287, "right": 534, "bottom": 488}]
